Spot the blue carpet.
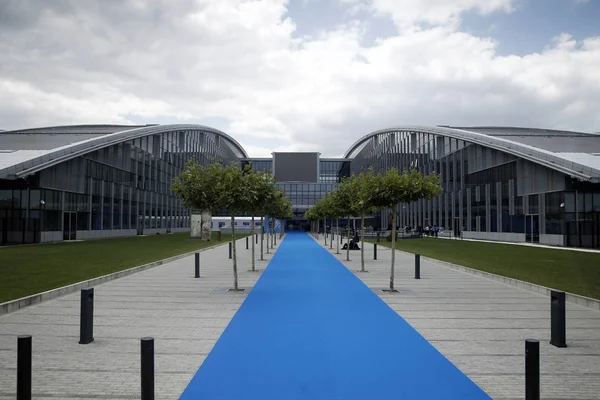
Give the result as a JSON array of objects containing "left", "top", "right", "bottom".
[{"left": 179, "top": 233, "right": 491, "bottom": 399}]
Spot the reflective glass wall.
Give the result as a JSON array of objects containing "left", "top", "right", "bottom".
[
  {"left": 347, "top": 130, "right": 600, "bottom": 247},
  {"left": 0, "top": 129, "right": 242, "bottom": 244}
]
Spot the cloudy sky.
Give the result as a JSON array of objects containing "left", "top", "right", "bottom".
[{"left": 1, "top": 0, "right": 599, "bottom": 157}]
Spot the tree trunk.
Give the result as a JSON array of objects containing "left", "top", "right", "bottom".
[
  {"left": 336, "top": 218, "right": 340, "bottom": 254},
  {"left": 361, "top": 211, "right": 365, "bottom": 272},
  {"left": 260, "top": 216, "right": 265, "bottom": 260},
  {"left": 390, "top": 207, "right": 397, "bottom": 291},
  {"left": 330, "top": 221, "right": 333, "bottom": 249},
  {"left": 346, "top": 215, "right": 350, "bottom": 261},
  {"left": 266, "top": 217, "right": 270, "bottom": 254},
  {"left": 251, "top": 216, "right": 256, "bottom": 272},
  {"left": 231, "top": 215, "right": 239, "bottom": 290},
  {"left": 324, "top": 218, "right": 327, "bottom": 246}
]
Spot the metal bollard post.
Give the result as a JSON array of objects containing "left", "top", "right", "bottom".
[
  {"left": 525, "top": 339, "right": 540, "bottom": 400},
  {"left": 79, "top": 288, "right": 94, "bottom": 344},
  {"left": 415, "top": 254, "right": 421, "bottom": 279},
  {"left": 246, "top": 236, "right": 249, "bottom": 250},
  {"left": 256, "top": 234, "right": 258, "bottom": 244},
  {"left": 374, "top": 243, "right": 377, "bottom": 260},
  {"left": 217, "top": 231, "right": 221, "bottom": 241},
  {"left": 17, "top": 335, "right": 32, "bottom": 400},
  {"left": 228, "top": 242, "right": 232, "bottom": 259},
  {"left": 141, "top": 337, "right": 155, "bottom": 400},
  {"left": 550, "top": 290, "right": 567, "bottom": 347},
  {"left": 194, "top": 252, "right": 200, "bottom": 278}
]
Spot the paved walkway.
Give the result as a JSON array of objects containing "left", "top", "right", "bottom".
[
  {"left": 0, "top": 237, "right": 270, "bottom": 399},
  {"left": 323, "top": 235, "right": 600, "bottom": 400},
  {"left": 2, "top": 233, "right": 599, "bottom": 399},
  {"left": 180, "top": 233, "right": 489, "bottom": 399}
]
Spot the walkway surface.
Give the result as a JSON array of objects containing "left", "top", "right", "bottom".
[
  {"left": 323, "top": 234, "right": 600, "bottom": 400},
  {"left": 0, "top": 237, "right": 266, "bottom": 399},
  {"left": 180, "top": 233, "right": 490, "bottom": 399},
  {"left": 2, "top": 233, "right": 599, "bottom": 399}
]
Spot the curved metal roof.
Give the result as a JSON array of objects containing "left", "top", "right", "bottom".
[
  {"left": 0, "top": 124, "right": 248, "bottom": 179},
  {"left": 344, "top": 126, "right": 600, "bottom": 182}
]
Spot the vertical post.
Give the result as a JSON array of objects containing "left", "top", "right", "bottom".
[
  {"left": 525, "top": 339, "right": 540, "bottom": 400},
  {"left": 415, "top": 254, "right": 421, "bottom": 279},
  {"left": 374, "top": 243, "right": 377, "bottom": 260},
  {"left": 228, "top": 242, "right": 232, "bottom": 259},
  {"left": 79, "top": 288, "right": 94, "bottom": 344},
  {"left": 550, "top": 290, "right": 567, "bottom": 347},
  {"left": 217, "top": 231, "right": 221, "bottom": 241},
  {"left": 141, "top": 337, "right": 155, "bottom": 400},
  {"left": 17, "top": 335, "right": 32, "bottom": 400},
  {"left": 376, "top": 232, "right": 380, "bottom": 243},
  {"left": 246, "top": 236, "right": 249, "bottom": 250},
  {"left": 194, "top": 252, "right": 200, "bottom": 278},
  {"left": 256, "top": 233, "right": 258, "bottom": 244}
]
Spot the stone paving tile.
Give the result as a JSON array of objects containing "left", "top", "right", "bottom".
[
  {"left": 0, "top": 236, "right": 278, "bottom": 399},
  {"left": 324, "top": 238, "right": 600, "bottom": 400}
]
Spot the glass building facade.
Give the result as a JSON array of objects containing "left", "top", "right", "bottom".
[
  {"left": 346, "top": 127, "right": 600, "bottom": 248},
  {"left": 0, "top": 125, "right": 245, "bottom": 244},
  {"left": 1, "top": 124, "right": 598, "bottom": 248}
]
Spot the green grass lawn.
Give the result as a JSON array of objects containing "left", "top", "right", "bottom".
[
  {"left": 371, "top": 238, "right": 600, "bottom": 300},
  {"left": 0, "top": 232, "right": 249, "bottom": 303}
]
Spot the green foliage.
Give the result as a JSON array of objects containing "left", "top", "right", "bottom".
[
  {"left": 335, "top": 175, "right": 358, "bottom": 217},
  {"left": 170, "top": 160, "right": 224, "bottom": 213},
  {"left": 371, "top": 169, "right": 443, "bottom": 210},
  {"left": 352, "top": 168, "right": 380, "bottom": 215},
  {"left": 247, "top": 170, "right": 277, "bottom": 216},
  {"left": 268, "top": 188, "right": 293, "bottom": 219}
]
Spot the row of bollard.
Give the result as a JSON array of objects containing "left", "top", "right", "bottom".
[
  {"left": 15, "top": 234, "right": 265, "bottom": 399},
  {"left": 16, "top": 334, "right": 156, "bottom": 400},
  {"left": 372, "top": 244, "right": 421, "bottom": 279},
  {"left": 16, "top": 332, "right": 542, "bottom": 400},
  {"left": 365, "top": 242, "right": 564, "bottom": 400},
  {"left": 372, "top": 245, "right": 567, "bottom": 349}
]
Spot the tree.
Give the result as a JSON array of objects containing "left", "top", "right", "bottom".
[
  {"left": 371, "top": 169, "right": 443, "bottom": 292},
  {"left": 352, "top": 168, "right": 380, "bottom": 272},
  {"left": 171, "top": 160, "right": 222, "bottom": 240},
  {"left": 316, "top": 191, "right": 344, "bottom": 251},
  {"left": 246, "top": 170, "right": 276, "bottom": 271},
  {"left": 336, "top": 175, "right": 358, "bottom": 262},
  {"left": 272, "top": 193, "right": 293, "bottom": 240},
  {"left": 327, "top": 190, "right": 346, "bottom": 255},
  {"left": 263, "top": 186, "right": 286, "bottom": 253},
  {"left": 218, "top": 162, "right": 257, "bottom": 291}
]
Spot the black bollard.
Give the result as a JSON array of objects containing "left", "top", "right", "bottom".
[
  {"left": 415, "top": 254, "right": 421, "bottom": 279},
  {"left": 17, "top": 335, "right": 32, "bottom": 400},
  {"left": 525, "top": 339, "right": 540, "bottom": 400},
  {"left": 141, "top": 337, "right": 155, "bottom": 400},
  {"left": 550, "top": 290, "right": 567, "bottom": 348},
  {"left": 79, "top": 288, "right": 94, "bottom": 344},
  {"left": 246, "top": 236, "right": 249, "bottom": 249},
  {"left": 374, "top": 243, "right": 377, "bottom": 260},
  {"left": 228, "top": 242, "right": 232, "bottom": 259},
  {"left": 256, "top": 234, "right": 258, "bottom": 244},
  {"left": 194, "top": 252, "right": 200, "bottom": 278}
]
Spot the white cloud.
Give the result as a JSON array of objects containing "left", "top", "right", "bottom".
[
  {"left": 339, "top": 0, "right": 516, "bottom": 30},
  {"left": 0, "top": 0, "right": 599, "bottom": 158}
]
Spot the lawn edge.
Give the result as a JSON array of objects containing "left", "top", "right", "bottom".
[
  {"left": 373, "top": 241, "right": 600, "bottom": 311},
  {"left": 0, "top": 239, "right": 240, "bottom": 316}
]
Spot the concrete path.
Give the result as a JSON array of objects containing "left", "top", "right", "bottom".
[
  {"left": 323, "top": 237, "right": 600, "bottom": 400},
  {"left": 0, "top": 236, "right": 275, "bottom": 399}
]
